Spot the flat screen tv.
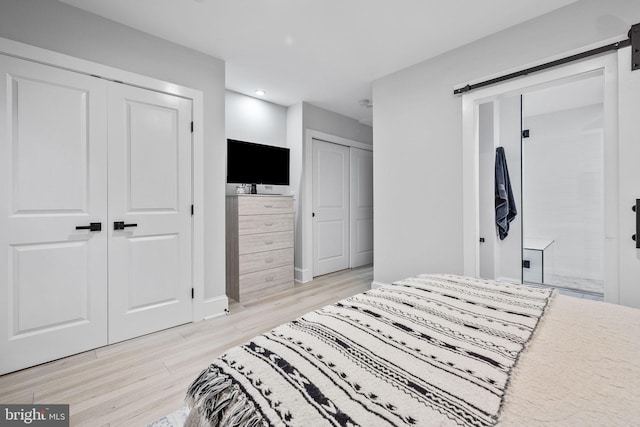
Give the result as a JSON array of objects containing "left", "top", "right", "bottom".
[{"left": 227, "top": 139, "right": 290, "bottom": 185}]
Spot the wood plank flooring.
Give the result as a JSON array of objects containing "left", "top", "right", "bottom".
[{"left": 0, "top": 266, "right": 373, "bottom": 426}]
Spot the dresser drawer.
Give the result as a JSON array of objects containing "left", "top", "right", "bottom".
[
  {"left": 237, "top": 196, "right": 293, "bottom": 215},
  {"left": 239, "top": 231, "right": 294, "bottom": 254},
  {"left": 239, "top": 265, "right": 294, "bottom": 295},
  {"left": 239, "top": 248, "right": 293, "bottom": 275},
  {"left": 238, "top": 214, "right": 293, "bottom": 235}
]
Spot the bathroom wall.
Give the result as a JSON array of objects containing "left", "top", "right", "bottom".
[
  {"left": 477, "top": 95, "right": 522, "bottom": 283},
  {"left": 522, "top": 103, "right": 604, "bottom": 281}
]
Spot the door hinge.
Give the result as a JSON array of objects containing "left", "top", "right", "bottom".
[
  {"left": 191, "top": 288, "right": 194, "bottom": 299},
  {"left": 191, "top": 121, "right": 194, "bottom": 133},
  {"left": 522, "top": 129, "right": 530, "bottom": 138},
  {"left": 191, "top": 204, "right": 194, "bottom": 216}
]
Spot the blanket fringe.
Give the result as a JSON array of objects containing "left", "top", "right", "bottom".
[{"left": 186, "top": 365, "right": 266, "bottom": 427}]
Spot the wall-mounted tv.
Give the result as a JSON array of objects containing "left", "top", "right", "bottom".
[{"left": 227, "top": 139, "right": 290, "bottom": 185}]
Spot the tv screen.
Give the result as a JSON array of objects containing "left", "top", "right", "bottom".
[{"left": 227, "top": 139, "right": 290, "bottom": 185}]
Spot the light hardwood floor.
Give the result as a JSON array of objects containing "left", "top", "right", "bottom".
[{"left": 0, "top": 266, "right": 373, "bottom": 426}]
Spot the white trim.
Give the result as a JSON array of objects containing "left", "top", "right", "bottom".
[
  {"left": 0, "top": 37, "right": 198, "bottom": 100},
  {"left": 0, "top": 36, "right": 215, "bottom": 319},
  {"left": 294, "top": 267, "right": 312, "bottom": 283},
  {"left": 461, "top": 53, "right": 618, "bottom": 303},
  {"left": 306, "top": 129, "right": 373, "bottom": 151},
  {"left": 302, "top": 130, "right": 373, "bottom": 282},
  {"left": 202, "top": 295, "right": 230, "bottom": 320},
  {"left": 371, "top": 280, "right": 389, "bottom": 289}
]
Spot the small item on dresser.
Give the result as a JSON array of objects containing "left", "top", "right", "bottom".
[{"left": 235, "top": 185, "right": 245, "bottom": 194}]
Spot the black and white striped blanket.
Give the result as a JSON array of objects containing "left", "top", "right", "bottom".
[{"left": 186, "top": 275, "right": 554, "bottom": 427}]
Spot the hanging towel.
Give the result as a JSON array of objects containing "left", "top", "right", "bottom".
[{"left": 495, "top": 146, "right": 517, "bottom": 240}]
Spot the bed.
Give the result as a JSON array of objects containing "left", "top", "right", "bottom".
[{"left": 185, "top": 274, "right": 640, "bottom": 426}]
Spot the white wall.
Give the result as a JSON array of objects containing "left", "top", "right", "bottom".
[
  {"left": 478, "top": 97, "right": 522, "bottom": 283},
  {"left": 478, "top": 102, "right": 496, "bottom": 279},
  {"left": 225, "top": 90, "right": 288, "bottom": 195},
  {"left": 287, "top": 104, "right": 304, "bottom": 279},
  {"left": 0, "top": 0, "right": 227, "bottom": 305},
  {"left": 303, "top": 103, "right": 373, "bottom": 145},
  {"left": 226, "top": 90, "right": 287, "bottom": 147},
  {"left": 523, "top": 103, "right": 604, "bottom": 280},
  {"left": 496, "top": 96, "right": 523, "bottom": 282},
  {"left": 372, "top": 0, "right": 640, "bottom": 285},
  {"left": 291, "top": 102, "right": 372, "bottom": 282},
  {"left": 225, "top": 96, "right": 371, "bottom": 283}
]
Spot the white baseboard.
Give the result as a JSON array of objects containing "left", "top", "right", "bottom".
[
  {"left": 496, "top": 276, "right": 522, "bottom": 284},
  {"left": 202, "top": 295, "right": 229, "bottom": 320},
  {"left": 295, "top": 267, "right": 312, "bottom": 283},
  {"left": 371, "top": 280, "right": 390, "bottom": 289}
]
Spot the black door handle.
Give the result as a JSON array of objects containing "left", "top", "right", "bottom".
[
  {"left": 114, "top": 221, "right": 138, "bottom": 230},
  {"left": 633, "top": 199, "right": 640, "bottom": 248},
  {"left": 76, "top": 222, "right": 102, "bottom": 232}
]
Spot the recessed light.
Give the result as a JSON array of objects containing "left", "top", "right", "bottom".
[{"left": 255, "top": 90, "right": 266, "bottom": 96}]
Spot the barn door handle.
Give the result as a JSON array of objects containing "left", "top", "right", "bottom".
[
  {"left": 633, "top": 199, "right": 640, "bottom": 248},
  {"left": 76, "top": 222, "right": 102, "bottom": 232},
  {"left": 114, "top": 221, "right": 138, "bottom": 230}
]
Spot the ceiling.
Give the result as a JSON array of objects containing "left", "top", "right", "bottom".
[{"left": 59, "top": 0, "right": 579, "bottom": 126}]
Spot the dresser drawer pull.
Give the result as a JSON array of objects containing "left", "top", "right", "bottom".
[
  {"left": 265, "top": 258, "right": 274, "bottom": 264},
  {"left": 264, "top": 222, "right": 274, "bottom": 226},
  {"left": 264, "top": 204, "right": 273, "bottom": 208},
  {"left": 265, "top": 276, "right": 275, "bottom": 282},
  {"left": 264, "top": 239, "right": 274, "bottom": 245}
]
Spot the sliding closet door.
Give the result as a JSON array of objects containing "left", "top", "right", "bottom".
[
  {"left": 0, "top": 55, "right": 108, "bottom": 374},
  {"left": 107, "top": 84, "right": 193, "bottom": 343},
  {"left": 350, "top": 147, "right": 373, "bottom": 268},
  {"left": 312, "top": 139, "right": 350, "bottom": 276}
]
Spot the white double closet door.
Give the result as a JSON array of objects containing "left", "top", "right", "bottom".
[
  {"left": 312, "top": 139, "right": 373, "bottom": 277},
  {"left": 0, "top": 55, "right": 193, "bottom": 374}
]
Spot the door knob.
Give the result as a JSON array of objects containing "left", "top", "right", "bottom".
[
  {"left": 114, "top": 221, "right": 138, "bottom": 231},
  {"left": 76, "top": 222, "right": 102, "bottom": 232}
]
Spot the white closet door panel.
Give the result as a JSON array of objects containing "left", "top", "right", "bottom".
[
  {"left": 128, "top": 101, "right": 179, "bottom": 211},
  {"left": 0, "top": 55, "right": 108, "bottom": 375},
  {"left": 14, "top": 78, "right": 90, "bottom": 212},
  {"left": 107, "top": 83, "right": 192, "bottom": 343},
  {"left": 350, "top": 148, "right": 373, "bottom": 268},
  {"left": 313, "top": 140, "right": 349, "bottom": 276}
]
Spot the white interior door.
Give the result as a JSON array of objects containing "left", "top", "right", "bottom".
[
  {"left": 617, "top": 46, "right": 640, "bottom": 308},
  {"left": 107, "top": 84, "right": 193, "bottom": 343},
  {"left": 350, "top": 147, "right": 373, "bottom": 268},
  {"left": 0, "top": 55, "right": 108, "bottom": 374},
  {"left": 312, "top": 139, "right": 349, "bottom": 276}
]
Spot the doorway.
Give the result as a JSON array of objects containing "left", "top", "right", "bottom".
[
  {"left": 477, "top": 73, "right": 605, "bottom": 297},
  {"left": 462, "top": 52, "right": 626, "bottom": 305},
  {"left": 310, "top": 137, "right": 374, "bottom": 278}
]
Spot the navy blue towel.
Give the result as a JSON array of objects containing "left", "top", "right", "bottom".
[{"left": 495, "top": 147, "right": 517, "bottom": 240}]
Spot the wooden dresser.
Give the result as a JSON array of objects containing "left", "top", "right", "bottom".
[{"left": 225, "top": 195, "right": 294, "bottom": 302}]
